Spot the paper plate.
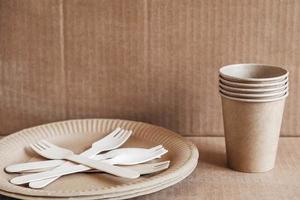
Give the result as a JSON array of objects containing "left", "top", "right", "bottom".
[
  {"left": 0, "top": 119, "right": 198, "bottom": 199},
  {"left": 0, "top": 164, "right": 194, "bottom": 200}
]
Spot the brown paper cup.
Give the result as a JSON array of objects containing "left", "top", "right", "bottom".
[{"left": 221, "top": 93, "right": 287, "bottom": 172}]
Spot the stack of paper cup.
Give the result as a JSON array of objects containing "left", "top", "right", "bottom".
[{"left": 219, "top": 63, "right": 289, "bottom": 173}]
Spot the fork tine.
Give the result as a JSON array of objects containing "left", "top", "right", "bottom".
[
  {"left": 154, "top": 147, "right": 167, "bottom": 153},
  {"left": 152, "top": 148, "right": 168, "bottom": 157},
  {"left": 116, "top": 128, "right": 127, "bottom": 138},
  {"left": 154, "top": 164, "right": 169, "bottom": 171},
  {"left": 114, "top": 130, "right": 131, "bottom": 148},
  {"left": 42, "top": 140, "right": 61, "bottom": 150},
  {"left": 120, "top": 129, "right": 129, "bottom": 138},
  {"left": 154, "top": 161, "right": 170, "bottom": 168},
  {"left": 149, "top": 145, "right": 164, "bottom": 151},
  {"left": 37, "top": 142, "right": 48, "bottom": 150},
  {"left": 127, "top": 130, "right": 133, "bottom": 136},
  {"left": 123, "top": 130, "right": 130, "bottom": 137},
  {"left": 115, "top": 129, "right": 125, "bottom": 138},
  {"left": 91, "top": 128, "right": 123, "bottom": 147},
  {"left": 125, "top": 130, "right": 132, "bottom": 138},
  {"left": 143, "top": 161, "right": 170, "bottom": 173},
  {"left": 120, "top": 130, "right": 131, "bottom": 142},
  {"left": 40, "top": 140, "right": 55, "bottom": 147},
  {"left": 116, "top": 129, "right": 126, "bottom": 139},
  {"left": 112, "top": 127, "right": 122, "bottom": 137},
  {"left": 157, "top": 148, "right": 168, "bottom": 155},
  {"left": 117, "top": 130, "right": 125, "bottom": 138},
  {"left": 149, "top": 146, "right": 165, "bottom": 154},
  {"left": 30, "top": 144, "right": 42, "bottom": 152},
  {"left": 37, "top": 141, "right": 49, "bottom": 149},
  {"left": 38, "top": 141, "right": 51, "bottom": 148},
  {"left": 154, "top": 146, "right": 165, "bottom": 151},
  {"left": 120, "top": 161, "right": 170, "bottom": 175}
]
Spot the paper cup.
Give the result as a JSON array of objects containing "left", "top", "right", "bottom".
[
  {"left": 219, "top": 81, "right": 288, "bottom": 94},
  {"left": 219, "top": 87, "right": 288, "bottom": 98},
  {"left": 220, "top": 92, "right": 287, "bottom": 172},
  {"left": 219, "top": 63, "right": 288, "bottom": 83},
  {"left": 220, "top": 76, "right": 288, "bottom": 88}
]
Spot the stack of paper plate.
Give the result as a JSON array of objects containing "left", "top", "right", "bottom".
[{"left": 0, "top": 119, "right": 198, "bottom": 199}]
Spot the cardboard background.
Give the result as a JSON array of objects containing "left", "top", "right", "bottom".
[{"left": 0, "top": 0, "right": 299, "bottom": 136}]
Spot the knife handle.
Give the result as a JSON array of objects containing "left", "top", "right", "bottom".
[
  {"left": 10, "top": 164, "right": 89, "bottom": 185},
  {"left": 10, "top": 159, "right": 139, "bottom": 185}
]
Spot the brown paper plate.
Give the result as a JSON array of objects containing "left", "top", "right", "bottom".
[
  {"left": 0, "top": 119, "right": 198, "bottom": 199},
  {"left": 0, "top": 163, "right": 194, "bottom": 200}
]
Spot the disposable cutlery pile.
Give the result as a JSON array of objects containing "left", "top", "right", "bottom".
[{"left": 6, "top": 128, "right": 169, "bottom": 189}]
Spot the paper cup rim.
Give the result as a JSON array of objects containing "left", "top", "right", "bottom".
[
  {"left": 219, "top": 87, "right": 288, "bottom": 98},
  {"left": 219, "top": 76, "right": 288, "bottom": 88},
  {"left": 219, "top": 81, "right": 289, "bottom": 93},
  {"left": 219, "top": 91, "right": 288, "bottom": 103},
  {"left": 219, "top": 63, "right": 289, "bottom": 82}
]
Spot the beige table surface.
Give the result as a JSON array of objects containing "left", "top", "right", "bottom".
[{"left": 0, "top": 137, "right": 299, "bottom": 200}]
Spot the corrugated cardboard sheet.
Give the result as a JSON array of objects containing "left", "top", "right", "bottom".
[{"left": 0, "top": 0, "right": 300, "bottom": 136}]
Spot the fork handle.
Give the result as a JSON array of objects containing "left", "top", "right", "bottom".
[
  {"left": 5, "top": 160, "right": 64, "bottom": 173},
  {"left": 67, "top": 155, "right": 140, "bottom": 179}
]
